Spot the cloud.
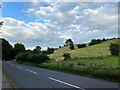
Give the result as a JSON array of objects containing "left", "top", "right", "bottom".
[
  {"left": 1, "top": 2, "right": 118, "bottom": 49},
  {"left": 1, "top": 17, "right": 64, "bottom": 49}
]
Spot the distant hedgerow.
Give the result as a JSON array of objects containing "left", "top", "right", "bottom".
[
  {"left": 15, "top": 52, "right": 50, "bottom": 63},
  {"left": 77, "top": 44, "right": 86, "bottom": 48}
]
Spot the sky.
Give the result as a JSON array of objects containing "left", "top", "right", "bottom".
[{"left": 0, "top": 0, "right": 118, "bottom": 50}]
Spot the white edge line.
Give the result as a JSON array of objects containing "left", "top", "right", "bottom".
[
  {"left": 49, "top": 77, "right": 85, "bottom": 90},
  {"left": 25, "top": 69, "right": 38, "bottom": 75}
]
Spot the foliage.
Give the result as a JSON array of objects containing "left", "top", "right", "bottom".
[
  {"left": 41, "top": 50, "right": 48, "bottom": 54},
  {"left": 89, "top": 39, "right": 101, "bottom": 46},
  {"left": 65, "top": 39, "right": 73, "bottom": 46},
  {"left": 63, "top": 53, "right": 71, "bottom": 60},
  {"left": 77, "top": 44, "right": 86, "bottom": 48},
  {"left": 69, "top": 44, "right": 74, "bottom": 50},
  {"left": 0, "top": 21, "right": 4, "bottom": 26},
  {"left": 15, "top": 52, "right": 50, "bottom": 63},
  {"left": 14, "top": 43, "right": 25, "bottom": 56},
  {"left": 102, "top": 38, "right": 107, "bottom": 42},
  {"left": 59, "top": 46, "right": 61, "bottom": 48},
  {"left": 109, "top": 43, "right": 119, "bottom": 55},
  {"left": 2, "top": 38, "right": 13, "bottom": 60},
  {"left": 47, "top": 47, "right": 55, "bottom": 54},
  {"left": 33, "top": 46, "right": 41, "bottom": 53}
]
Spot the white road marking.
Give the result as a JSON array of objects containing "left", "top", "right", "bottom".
[
  {"left": 49, "top": 77, "right": 85, "bottom": 90},
  {"left": 16, "top": 66, "right": 22, "bottom": 69},
  {"left": 25, "top": 69, "right": 38, "bottom": 75}
]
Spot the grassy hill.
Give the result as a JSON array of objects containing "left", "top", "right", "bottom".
[{"left": 49, "top": 38, "right": 118, "bottom": 61}]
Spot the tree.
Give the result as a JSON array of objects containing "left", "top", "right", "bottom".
[
  {"left": 102, "top": 38, "right": 106, "bottom": 42},
  {"left": 109, "top": 43, "right": 119, "bottom": 55},
  {"left": 14, "top": 43, "right": 25, "bottom": 56},
  {"left": 89, "top": 39, "right": 101, "bottom": 46},
  {"left": 70, "top": 44, "right": 74, "bottom": 50},
  {"left": 33, "top": 46, "right": 41, "bottom": 53},
  {"left": 2, "top": 38, "right": 13, "bottom": 60},
  {"left": 47, "top": 47, "right": 55, "bottom": 54},
  {"left": 65, "top": 39, "right": 73, "bottom": 46}
]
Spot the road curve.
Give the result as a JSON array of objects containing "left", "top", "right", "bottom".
[{"left": 2, "top": 61, "right": 119, "bottom": 90}]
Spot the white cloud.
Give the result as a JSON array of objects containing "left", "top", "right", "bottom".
[{"left": 1, "top": 2, "right": 118, "bottom": 49}]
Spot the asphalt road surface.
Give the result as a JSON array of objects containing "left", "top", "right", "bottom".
[{"left": 2, "top": 61, "right": 119, "bottom": 90}]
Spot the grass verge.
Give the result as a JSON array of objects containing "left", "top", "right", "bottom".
[{"left": 15, "top": 56, "right": 120, "bottom": 82}]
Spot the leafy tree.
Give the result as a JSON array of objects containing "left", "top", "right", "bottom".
[
  {"left": 102, "top": 38, "right": 106, "bottom": 42},
  {"left": 59, "top": 46, "right": 61, "bottom": 48},
  {"left": 2, "top": 38, "right": 13, "bottom": 60},
  {"left": 14, "top": 43, "right": 25, "bottom": 56},
  {"left": 33, "top": 46, "right": 41, "bottom": 53},
  {"left": 70, "top": 44, "right": 74, "bottom": 50},
  {"left": 65, "top": 39, "right": 73, "bottom": 46},
  {"left": 109, "top": 43, "right": 119, "bottom": 55},
  {"left": 47, "top": 47, "right": 55, "bottom": 54}
]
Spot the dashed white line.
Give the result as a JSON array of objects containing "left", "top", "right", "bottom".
[
  {"left": 49, "top": 77, "right": 85, "bottom": 90},
  {"left": 25, "top": 69, "right": 38, "bottom": 75},
  {"left": 16, "top": 66, "right": 22, "bottom": 69}
]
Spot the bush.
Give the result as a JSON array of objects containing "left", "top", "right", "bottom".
[
  {"left": 15, "top": 52, "right": 29, "bottom": 62},
  {"left": 77, "top": 44, "right": 86, "bottom": 48},
  {"left": 109, "top": 43, "right": 119, "bottom": 55},
  {"left": 69, "top": 44, "right": 74, "bottom": 50},
  {"left": 63, "top": 53, "right": 71, "bottom": 60},
  {"left": 16, "top": 52, "right": 50, "bottom": 63}
]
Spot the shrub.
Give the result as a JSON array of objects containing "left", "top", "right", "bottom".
[
  {"left": 77, "top": 44, "right": 86, "bottom": 48},
  {"left": 63, "top": 53, "right": 71, "bottom": 60},
  {"left": 109, "top": 43, "right": 119, "bottom": 55},
  {"left": 32, "top": 54, "right": 50, "bottom": 63},
  {"left": 69, "top": 44, "right": 74, "bottom": 50},
  {"left": 15, "top": 52, "right": 50, "bottom": 63},
  {"left": 15, "top": 52, "right": 30, "bottom": 62}
]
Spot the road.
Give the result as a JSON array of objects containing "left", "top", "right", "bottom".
[{"left": 2, "top": 61, "right": 119, "bottom": 90}]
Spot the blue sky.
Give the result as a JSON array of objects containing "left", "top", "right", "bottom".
[
  {"left": 3, "top": 2, "right": 38, "bottom": 23},
  {"left": 1, "top": 1, "right": 118, "bottom": 50}
]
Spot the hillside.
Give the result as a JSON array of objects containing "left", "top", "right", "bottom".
[{"left": 49, "top": 39, "right": 119, "bottom": 61}]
